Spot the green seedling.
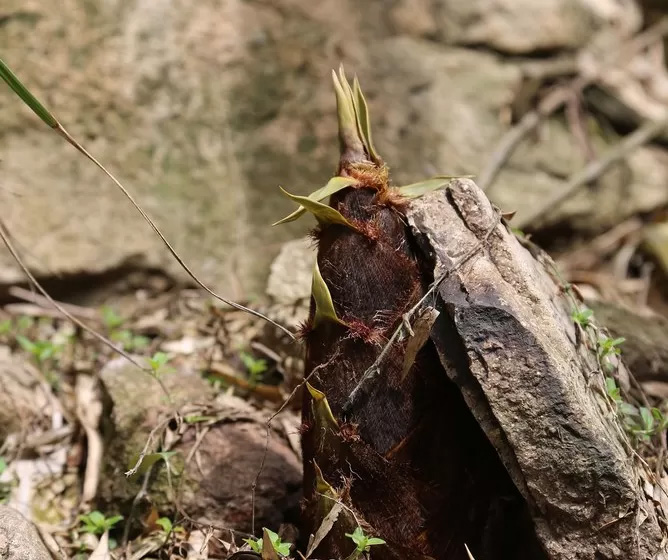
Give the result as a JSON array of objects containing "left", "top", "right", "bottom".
[
  {"left": 597, "top": 335, "right": 626, "bottom": 371},
  {"left": 155, "top": 517, "right": 173, "bottom": 534},
  {"left": 16, "top": 335, "right": 63, "bottom": 387},
  {"left": 571, "top": 308, "right": 594, "bottom": 330},
  {"left": 79, "top": 511, "right": 123, "bottom": 535},
  {"left": 0, "top": 457, "right": 10, "bottom": 505},
  {"left": 16, "top": 316, "right": 34, "bottom": 331},
  {"left": 148, "top": 352, "right": 171, "bottom": 378},
  {"left": 240, "top": 351, "right": 268, "bottom": 385},
  {"left": 0, "top": 319, "right": 11, "bottom": 335},
  {"left": 605, "top": 377, "right": 622, "bottom": 403},
  {"left": 244, "top": 528, "right": 291, "bottom": 557},
  {"left": 111, "top": 328, "right": 150, "bottom": 351},
  {"left": 16, "top": 335, "right": 61, "bottom": 362},
  {"left": 598, "top": 335, "right": 625, "bottom": 357},
  {"left": 345, "top": 526, "right": 386, "bottom": 558},
  {"left": 606, "top": 377, "right": 668, "bottom": 442},
  {"left": 101, "top": 306, "right": 124, "bottom": 330},
  {"left": 102, "top": 306, "right": 150, "bottom": 351}
]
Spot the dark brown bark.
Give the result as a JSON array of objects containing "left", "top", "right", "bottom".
[
  {"left": 300, "top": 177, "right": 666, "bottom": 560},
  {"left": 301, "top": 183, "right": 544, "bottom": 560}
]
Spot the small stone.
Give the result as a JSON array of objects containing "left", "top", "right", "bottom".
[{"left": 0, "top": 506, "right": 51, "bottom": 560}]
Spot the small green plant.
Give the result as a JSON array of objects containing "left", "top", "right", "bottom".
[
  {"left": 345, "top": 527, "right": 385, "bottom": 558},
  {"left": 240, "top": 351, "right": 268, "bottom": 386},
  {"left": 0, "top": 319, "right": 11, "bottom": 335},
  {"left": 0, "top": 456, "right": 9, "bottom": 505},
  {"left": 101, "top": 306, "right": 124, "bottom": 330},
  {"left": 111, "top": 328, "right": 150, "bottom": 351},
  {"left": 15, "top": 335, "right": 63, "bottom": 387},
  {"left": 244, "top": 528, "right": 291, "bottom": 557},
  {"left": 606, "top": 377, "right": 667, "bottom": 442},
  {"left": 148, "top": 352, "right": 171, "bottom": 378},
  {"left": 597, "top": 335, "right": 625, "bottom": 371},
  {"left": 79, "top": 511, "right": 123, "bottom": 535},
  {"left": 16, "top": 315, "right": 34, "bottom": 331},
  {"left": 571, "top": 308, "right": 594, "bottom": 329},
  {"left": 622, "top": 405, "right": 667, "bottom": 442},
  {"left": 16, "top": 335, "right": 61, "bottom": 362},
  {"left": 155, "top": 517, "right": 173, "bottom": 534},
  {"left": 102, "top": 306, "right": 150, "bottom": 351},
  {"left": 605, "top": 376, "right": 622, "bottom": 403}
]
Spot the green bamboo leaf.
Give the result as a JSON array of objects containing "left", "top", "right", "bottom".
[
  {"left": 307, "top": 383, "right": 340, "bottom": 431},
  {"left": 353, "top": 76, "right": 380, "bottom": 163},
  {"left": 0, "top": 58, "right": 58, "bottom": 128},
  {"left": 272, "top": 176, "right": 358, "bottom": 225},
  {"left": 394, "top": 175, "right": 472, "bottom": 199},
  {"left": 312, "top": 460, "right": 339, "bottom": 498},
  {"left": 332, "top": 67, "right": 365, "bottom": 158},
  {"left": 279, "top": 188, "right": 355, "bottom": 228},
  {"left": 311, "top": 260, "right": 346, "bottom": 328},
  {"left": 126, "top": 451, "right": 177, "bottom": 481}
]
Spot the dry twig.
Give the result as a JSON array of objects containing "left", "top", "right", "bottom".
[
  {"left": 0, "top": 220, "right": 172, "bottom": 399},
  {"left": 478, "top": 18, "right": 668, "bottom": 192},
  {"left": 516, "top": 115, "right": 668, "bottom": 228}
]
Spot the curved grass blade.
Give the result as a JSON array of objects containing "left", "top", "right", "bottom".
[
  {"left": 312, "top": 260, "right": 347, "bottom": 328},
  {"left": 0, "top": 57, "right": 295, "bottom": 340},
  {"left": 273, "top": 176, "right": 358, "bottom": 226},
  {"left": 0, "top": 58, "right": 57, "bottom": 128},
  {"left": 280, "top": 188, "right": 356, "bottom": 228}
]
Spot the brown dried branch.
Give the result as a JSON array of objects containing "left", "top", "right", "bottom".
[
  {"left": 478, "top": 17, "right": 668, "bottom": 192},
  {"left": 516, "top": 115, "right": 668, "bottom": 229}
]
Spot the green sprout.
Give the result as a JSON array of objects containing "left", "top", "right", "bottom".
[
  {"left": 16, "top": 335, "right": 61, "bottom": 362},
  {"left": 0, "top": 457, "right": 9, "bottom": 505},
  {"left": 15, "top": 335, "right": 64, "bottom": 388},
  {"left": 148, "top": 352, "right": 171, "bottom": 378},
  {"left": 240, "top": 351, "right": 268, "bottom": 386},
  {"left": 606, "top": 377, "right": 668, "bottom": 442},
  {"left": 111, "top": 328, "right": 150, "bottom": 351},
  {"left": 16, "top": 316, "right": 34, "bottom": 331},
  {"left": 571, "top": 308, "right": 594, "bottom": 329},
  {"left": 244, "top": 528, "right": 291, "bottom": 557},
  {"left": 102, "top": 306, "right": 150, "bottom": 351},
  {"left": 78, "top": 511, "right": 123, "bottom": 535},
  {"left": 155, "top": 517, "right": 173, "bottom": 534},
  {"left": 597, "top": 335, "right": 626, "bottom": 371},
  {"left": 101, "top": 306, "right": 124, "bottom": 330},
  {"left": 345, "top": 527, "right": 386, "bottom": 557}
]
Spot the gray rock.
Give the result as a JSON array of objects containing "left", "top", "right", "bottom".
[
  {"left": 0, "top": 348, "right": 50, "bottom": 443},
  {"left": 431, "top": 0, "right": 641, "bottom": 54},
  {"left": 0, "top": 505, "right": 52, "bottom": 560},
  {"left": 266, "top": 238, "right": 314, "bottom": 305},
  {"left": 98, "top": 358, "right": 302, "bottom": 532},
  {"left": 0, "top": 0, "right": 663, "bottom": 294}
]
